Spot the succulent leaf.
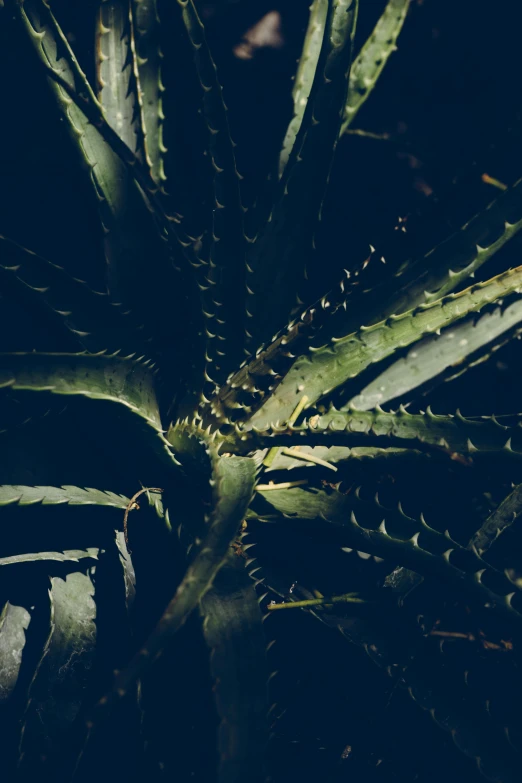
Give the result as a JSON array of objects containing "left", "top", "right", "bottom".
[
  {"left": 255, "top": 484, "right": 522, "bottom": 627},
  {"left": 131, "top": 0, "right": 165, "bottom": 185},
  {"left": 279, "top": 0, "right": 327, "bottom": 176},
  {"left": 0, "top": 485, "right": 129, "bottom": 509},
  {"left": 245, "top": 0, "right": 359, "bottom": 351},
  {"left": 96, "top": 0, "right": 145, "bottom": 158},
  {"left": 0, "top": 352, "right": 179, "bottom": 470},
  {"left": 176, "top": 0, "right": 247, "bottom": 394},
  {"left": 341, "top": 0, "right": 411, "bottom": 134},
  {"left": 349, "top": 295, "right": 522, "bottom": 410},
  {"left": 250, "top": 266, "right": 522, "bottom": 427},
  {"left": 239, "top": 407, "right": 522, "bottom": 459}
]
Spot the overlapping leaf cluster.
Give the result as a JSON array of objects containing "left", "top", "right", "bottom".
[{"left": 1, "top": 0, "right": 522, "bottom": 781}]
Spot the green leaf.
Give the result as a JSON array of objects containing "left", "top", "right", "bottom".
[
  {"left": 240, "top": 407, "right": 522, "bottom": 460},
  {"left": 279, "top": 0, "right": 327, "bottom": 176},
  {"left": 18, "top": 571, "right": 97, "bottom": 773},
  {"left": 249, "top": 265, "right": 522, "bottom": 427},
  {"left": 96, "top": 0, "right": 145, "bottom": 158},
  {"left": 0, "top": 234, "right": 150, "bottom": 356},
  {"left": 245, "top": 0, "right": 359, "bottom": 351},
  {"left": 0, "top": 550, "right": 99, "bottom": 567},
  {"left": 200, "top": 554, "right": 268, "bottom": 783},
  {"left": 0, "top": 602, "right": 31, "bottom": 702},
  {"left": 0, "top": 352, "right": 180, "bottom": 470},
  {"left": 255, "top": 484, "right": 522, "bottom": 627},
  {"left": 264, "top": 444, "right": 419, "bottom": 472},
  {"left": 177, "top": 0, "right": 246, "bottom": 395},
  {"left": 349, "top": 295, "right": 522, "bottom": 410},
  {"left": 341, "top": 0, "right": 411, "bottom": 135},
  {"left": 344, "top": 177, "right": 522, "bottom": 335},
  {"left": 16, "top": 0, "right": 196, "bottom": 356},
  {"left": 131, "top": 0, "right": 166, "bottom": 186},
  {"left": 77, "top": 453, "right": 256, "bottom": 749},
  {"left": 0, "top": 484, "right": 129, "bottom": 509}
]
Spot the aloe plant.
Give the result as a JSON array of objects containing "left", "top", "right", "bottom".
[{"left": 2, "top": 0, "right": 522, "bottom": 780}]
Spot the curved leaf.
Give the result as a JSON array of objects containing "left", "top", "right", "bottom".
[
  {"left": 0, "top": 352, "right": 179, "bottom": 471},
  {"left": 250, "top": 266, "right": 522, "bottom": 427}
]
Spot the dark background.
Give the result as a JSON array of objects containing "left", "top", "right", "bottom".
[{"left": 2, "top": 1, "right": 522, "bottom": 781}]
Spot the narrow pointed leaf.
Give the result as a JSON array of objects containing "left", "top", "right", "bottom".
[
  {"left": 245, "top": 0, "right": 359, "bottom": 351},
  {"left": 341, "top": 0, "right": 411, "bottom": 134},
  {"left": 96, "top": 0, "right": 145, "bottom": 157},
  {"left": 250, "top": 265, "right": 522, "bottom": 427},
  {"left": 279, "top": 0, "right": 327, "bottom": 176},
  {"left": 345, "top": 177, "right": 522, "bottom": 335},
  {"left": 131, "top": 0, "right": 165, "bottom": 185},
  {"left": 349, "top": 294, "right": 522, "bottom": 410},
  {"left": 211, "top": 269, "right": 355, "bottom": 424},
  {"left": 16, "top": 0, "right": 199, "bottom": 366},
  {"left": 177, "top": 0, "right": 246, "bottom": 394},
  {"left": 0, "top": 485, "right": 129, "bottom": 509},
  {"left": 200, "top": 554, "right": 268, "bottom": 783},
  {"left": 255, "top": 485, "right": 522, "bottom": 627},
  {"left": 240, "top": 407, "right": 522, "bottom": 459}
]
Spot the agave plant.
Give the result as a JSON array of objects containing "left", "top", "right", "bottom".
[{"left": 2, "top": 0, "right": 522, "bottom": 780}]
